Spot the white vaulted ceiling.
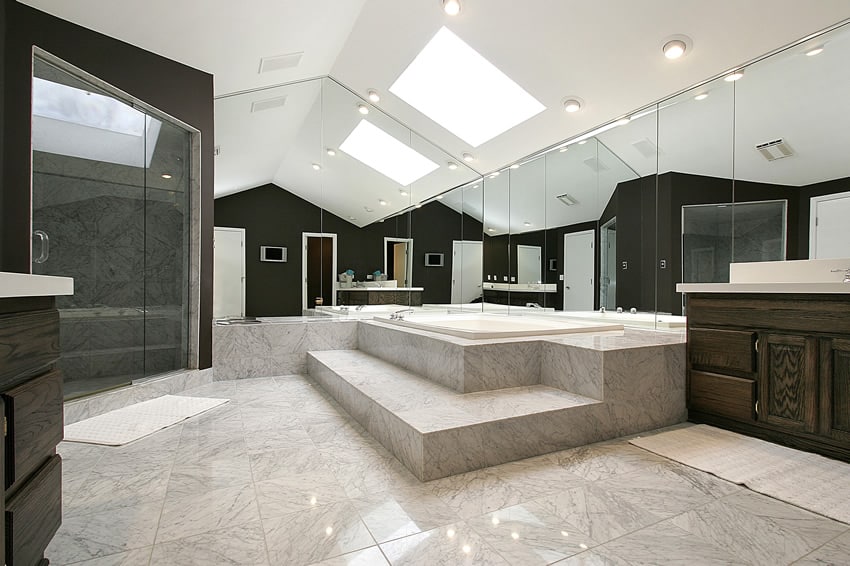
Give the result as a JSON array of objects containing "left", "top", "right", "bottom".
[{"left": 18, "top": 0, "right": 850, "bottom": 224}]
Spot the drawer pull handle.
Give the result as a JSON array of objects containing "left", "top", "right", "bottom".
[
  {"left": 754, "top": 338, "right": 759, "bottom": 353},
  {"left": 755, "top": 400, "right": 759, "bottom": 418}
]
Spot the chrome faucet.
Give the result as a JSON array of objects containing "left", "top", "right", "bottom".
[
  {"left": 525, "top": 302, "right": 542, "bottom": 309},
  {"left": 390, "top": 308, "right": 414, "bottom": 320},
  {"left": 831, "top": 268, "right": 850, "bottom": 283},
  {"left": 355, "top": 304, "right": 366, "bottom": 311}
]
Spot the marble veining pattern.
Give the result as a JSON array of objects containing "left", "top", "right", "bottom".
[{"left": 49, "top": 377, "right": 849, "bottom": 566}]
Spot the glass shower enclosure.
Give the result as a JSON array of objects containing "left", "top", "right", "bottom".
[{"left": 30, "top": 56, "right": 192, "bottom": 399}]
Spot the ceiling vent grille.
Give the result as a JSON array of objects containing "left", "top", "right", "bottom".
[
  {"left": 251, "top": 95, "right": 288, "bottom": 113},
  {"left": 583, "top": 157, "right": 609, "bottom": 172},
  {"left": 632, "top": 138, "right": 661, "bottom": 158},
  {"left": 556, "top": 193, "right": 579, "bottom": 206},
  {"left": 258, "top": 52, "right": 303, "bottom": 74},
  {"left": 756, "top": 138, "right": 793, "bottom": 161}
]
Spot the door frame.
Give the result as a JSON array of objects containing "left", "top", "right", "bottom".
[
  {"left": 451, "top": 240, "right": 483, "bottom": 304},
  {"left": 563, "top": 229, "right": 595, "bottom": 311},
  {"left": 383, "top": 237, "right": 414, "bottom": 287},
  {"left": 810, "top": 190, "right": 850, "bottom": 258},
  {"left": 213, "top": 226, "right": 245, "bottom": 318},
  {"left": 302, "top": 232, "right": 337, "bottom": 311}
]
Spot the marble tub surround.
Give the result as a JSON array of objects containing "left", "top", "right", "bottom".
[
  {"left": 213, "top": 319, "right": 358, "bottom": 380},
  {"left": 308, "top": 323, "right": 686, "bottom": 480},
  {"left": 64, "top": 368, "right": 213, "bottom": 424},
  {"left": 46, "top": 376, "right": 848, "bottom": 566}
]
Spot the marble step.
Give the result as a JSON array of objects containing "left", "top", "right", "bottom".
[{"left": 307, "top": 349, "right": 603, "bottom": 481}]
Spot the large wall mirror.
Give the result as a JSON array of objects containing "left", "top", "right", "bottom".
[{"left": 213, "top": 21, "right": 850, "bottom": 329}]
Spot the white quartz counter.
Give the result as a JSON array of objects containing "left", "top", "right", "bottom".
[
  {"left": 339, "top": 287, "right": 424, "bottom": 292},
  {"left": 677, "top": 282, "right": 850, "bottom": 294},
  {"left": 0, "top": 272, "right": 74, "bottom": 298},
  {"left": 483, "top": 282, "right": 557, "bottom": 292}
]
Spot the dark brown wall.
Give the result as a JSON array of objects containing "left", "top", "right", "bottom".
[{"left": 2, "top": 2, "right": 215, "bottom": 368}]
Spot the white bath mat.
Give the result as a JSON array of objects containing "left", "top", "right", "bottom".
[
  {"left": 64, "top": 395, "right": 229, "bottom": 446},
  {"left": 630, "top": 424, "right": 850, "bottom": 524}
]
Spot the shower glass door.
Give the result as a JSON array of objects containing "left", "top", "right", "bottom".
[{"left": 31, "top": 56, "right": 190, "bottom": 399}]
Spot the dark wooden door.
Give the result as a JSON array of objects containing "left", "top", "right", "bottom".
[
  {"left": 820, "top": 337, "right": 850, "bottom": 444},
  {"left": 759, "top": 333, "right": 818, "bottom": 433}
]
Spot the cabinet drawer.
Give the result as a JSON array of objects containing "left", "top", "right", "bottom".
[
  {"left": 690, "top": 328, "right": 756, "bottom": 374},
  {"left": 6, "top": 454, "right": 62, "bottom": 566},
  {"left": 0, "top": 308, "right": 60, "bottom": 387},
  {"left": 4, "top": 369, "right": 64, "bottom": 489},
  {"left": 690, "top": 370, "right": 756, "bottom": 422}
]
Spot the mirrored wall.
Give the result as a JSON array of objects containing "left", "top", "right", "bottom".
[{"left": 213, "top": 20, "right": 850, "bottom": 329}]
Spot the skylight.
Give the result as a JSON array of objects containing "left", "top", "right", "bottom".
[
  {"left": 338, "top": 120, "right": 439, "bottom": 186},
  {"left": 31, "top": 77, "right": 161, "bottom": 168},
  {"left": 389, "top": 26, "right": 546, "bottom": 147}
]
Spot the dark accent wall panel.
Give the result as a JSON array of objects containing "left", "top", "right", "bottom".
[{"left": 2, "top": 2, "right": 214, "bottom": 368}]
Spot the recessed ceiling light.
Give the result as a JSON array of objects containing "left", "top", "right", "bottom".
[
  {"left": 160, "top": 173, "right": 172, "bottom": 179},
  {"left": 578, "top": 140, "right": 587, "bottom": 145},
  {"left": 694, "top": 92, "right": 709, "bottom": 101},
  {"left": 487, "top": 227, "right": 495, "bottom": 232},
  {"left": 462, "top": 153, "right": 474, "bottom": 162},
  {"left": 436, "top": 195, "right": 444, "bottom": 200},
  {"left": 488, "top": 172, "right": 500, "bottom": 178},
  {"left": 510, "top": 164, "right": 520, "bottom": 169},
  {"left": 563, "top": 98, "right": 582, "bottom": 113},
  {"left": 663, "top": 39, "right": 686, "bottom": 60},
  {"left": 348, "top": 216, "right": 356, "bottom": 220},
  {"left": 724, "top": 70, "right": 744, "bottom": 82},
  {"left": 326, "top": 148, "right": 336, "bottom": 156},
  {"left": 364, "top": 206, "right": 374, "bottom": 212},
  {"left": 379, "top": 199, "right": 387, "bottom": 206},
  {"left": 357, "top": 103, "right": 369, "bottom": 115},
  {"left": 615, "top": 118, "right": 630, "bottom": 126},
  {"left": 367, "top": 90, "right": 381, "bottom": 103},
  {"left": 442, "top": 0, "right": 461, "bottom": 15},
  {"left": 447, "top": 162, "right": 458, "bottom": 170},
  {"left": 415, "top": 203, "right": 423, "bottom": 208},
  {"left": 312, "top": 163, "right": 321, "bottom": 171},
  {"left": 523, "top": 221, "right": 531, "bottom": 226},
  {"left": 805, "top": 46, "right": 824, "bottom": 57},
  {"left": 339, "top": 120, "right": 440, "bottom": 185},
  {"left": 559, "top": 146, "right": 568, "bottom": 153},
  {"left": 389, "top": 27, "right": 545, "bottom": 147},
  {"left": 399, "top": 189, "right": 409, "bottom": 196}
]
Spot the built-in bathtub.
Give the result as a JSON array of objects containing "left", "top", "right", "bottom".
[
  {"left": 377, "top": 313, "right": 623, "bottom": 339},
  {"left": 556, "top": 310, "right": 686, "bottom": 329}
]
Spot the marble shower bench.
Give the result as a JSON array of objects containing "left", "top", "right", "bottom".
[{"left": 307, "top": 320, "right": 687, "bottom": 480}]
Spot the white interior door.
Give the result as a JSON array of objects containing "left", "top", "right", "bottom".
[
  {"left": 213, "top": 227, "right": 245, "bottom": 318},
  {"left": 563, "top": 230, "right": 594, "bottom": 311},
  {"left": 516, "top": 245, "right": 542, "bottom": 284},
  {"left": 451, "top": 240, "right": 483, "bottom": 304},
  {"left": 810, "top": 191, "right": 850, "bottom": 259}
]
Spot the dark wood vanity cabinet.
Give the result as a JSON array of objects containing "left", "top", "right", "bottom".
[
  {"left": 0, "top": 296, "right": 64, "bottom": 566},
  {"left": 686, "top": 293, "right": 850, "bottom": 461}
]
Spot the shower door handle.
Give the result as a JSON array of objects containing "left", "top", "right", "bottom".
[{"left": 33, "top": 230, "right": 50, "bottom": 264}]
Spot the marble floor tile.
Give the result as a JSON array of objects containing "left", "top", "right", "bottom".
[
  {"left": 65, "top": 463, "right": 171, "bottom": 517},
  {"left": 166, "top": 454, "right": 253, "bottom": 497},
  {"left": 793, "top": 529, "right": 850, "bottom": 565},
  {"left": 554, "top": 547, "right": 636, "bottom": 565},
  {"left": 264, "top": 501, "right": 376, "bottom": 565},
  {"left": 352, "top": 484, "right": 461, "bottom": 543},
  {"left": 255, "top": 469, "right": 350, "bottom": 520},
  {"left": 467, "top": 500, "right": 598, "bottom": 565},
  {"left": 307, "top": 545, "right": 390, "bottom": 565},
  {"left": 156, "top": 482, "right": 261, "bottom": 543},
  {"left": 671, "top": 490, "right": 848, "bottom": 565},
  {"left": 596, "top": 521, "right": 747, "bottom": 565},
  {"left": 545, "top": 443, "right": 670, "bottom": 482},
  {"left": 150, "top": 521, "right": 269, "bottom": 566},
  {"left": 244, "top": 424, "right": 314, "bottom": 453},
  {"left": 45, "top": 500, "right": 163, "bottom": 565},
  {"left": 54, "top": 547, "right": 154, "bottom": 566},
  {"left": 249, "top": 444, "right": 333, "bottom": 482},
  {"left": 379, "top": 521, "right": 510, "bottom": 566}
]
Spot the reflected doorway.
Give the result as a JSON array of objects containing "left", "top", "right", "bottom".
[
  {"left": 599, "top": 218, "right": 617, "bottom": 310},
  {"left": 302, "top": 233, "right": 337, "bottom": 310},
  {"left": 563, "top": 230, "right": 594, "bottom": 311},
  {"left": 213, "top": 227, "right": 245, "bottom": 318},
  {"left": 384, "top": 237, "right": 413, "bottom": 287},
  {"left": 516, "top": 245, "right": 542, "bottom": 285},
  {"left": 451, "top": 240, "right": 483, "bottom": 304},
  {"left": 810, "top": 191, "right": 850, "bottom": 259}
]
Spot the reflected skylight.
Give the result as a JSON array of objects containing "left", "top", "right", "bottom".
[
  {"left": 339, "top": 120, "right": 439, "bottom": 186},
  {"left": 31, "top": 77, "right": 161, "bottom": 168},
  {"left": 390, "top": 27, "right": 545, "bottom": 147}
]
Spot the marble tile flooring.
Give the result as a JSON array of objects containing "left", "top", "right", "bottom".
[{"left": 47, "top": 375, "right": 850, "bottom": 565}]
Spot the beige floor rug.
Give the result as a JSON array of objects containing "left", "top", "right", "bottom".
[
  {"left": 630, "top": 424, "right": 850, "bottom": 524},
  {"left": 64, "top": 395, "right": 229, "bottom": 446}
]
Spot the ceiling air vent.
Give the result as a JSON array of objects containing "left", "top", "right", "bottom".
[
  {"left": 583, "top": 157, "right": 609, "bottom": 173},
  {"left": 556, "top": 193, "right": 579, "bottom": 206},
  {"left": 756, "top": 138, "right": 793, "bottom": 161},
  {"left": 251, "top": 95, "right": 287, "bottom": 113},
  {"left": 258, "top": 52, "right": 303, "bottom": 74},
  {"left": 632, "top": 137, "right": 661, "bottom": 158}
]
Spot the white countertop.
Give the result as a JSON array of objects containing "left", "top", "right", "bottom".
[
  {"left": 0, "top": 272, "right": 74, "bottom": 298},
  {"left": 677, "top": 282, "right": 850, "bottom": 294},
  {"left": 483, "top": 282, "right": 558, "bottom": 293},
  {"left": 339, "top": 287, "right": 424, "bottom": 292}
]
